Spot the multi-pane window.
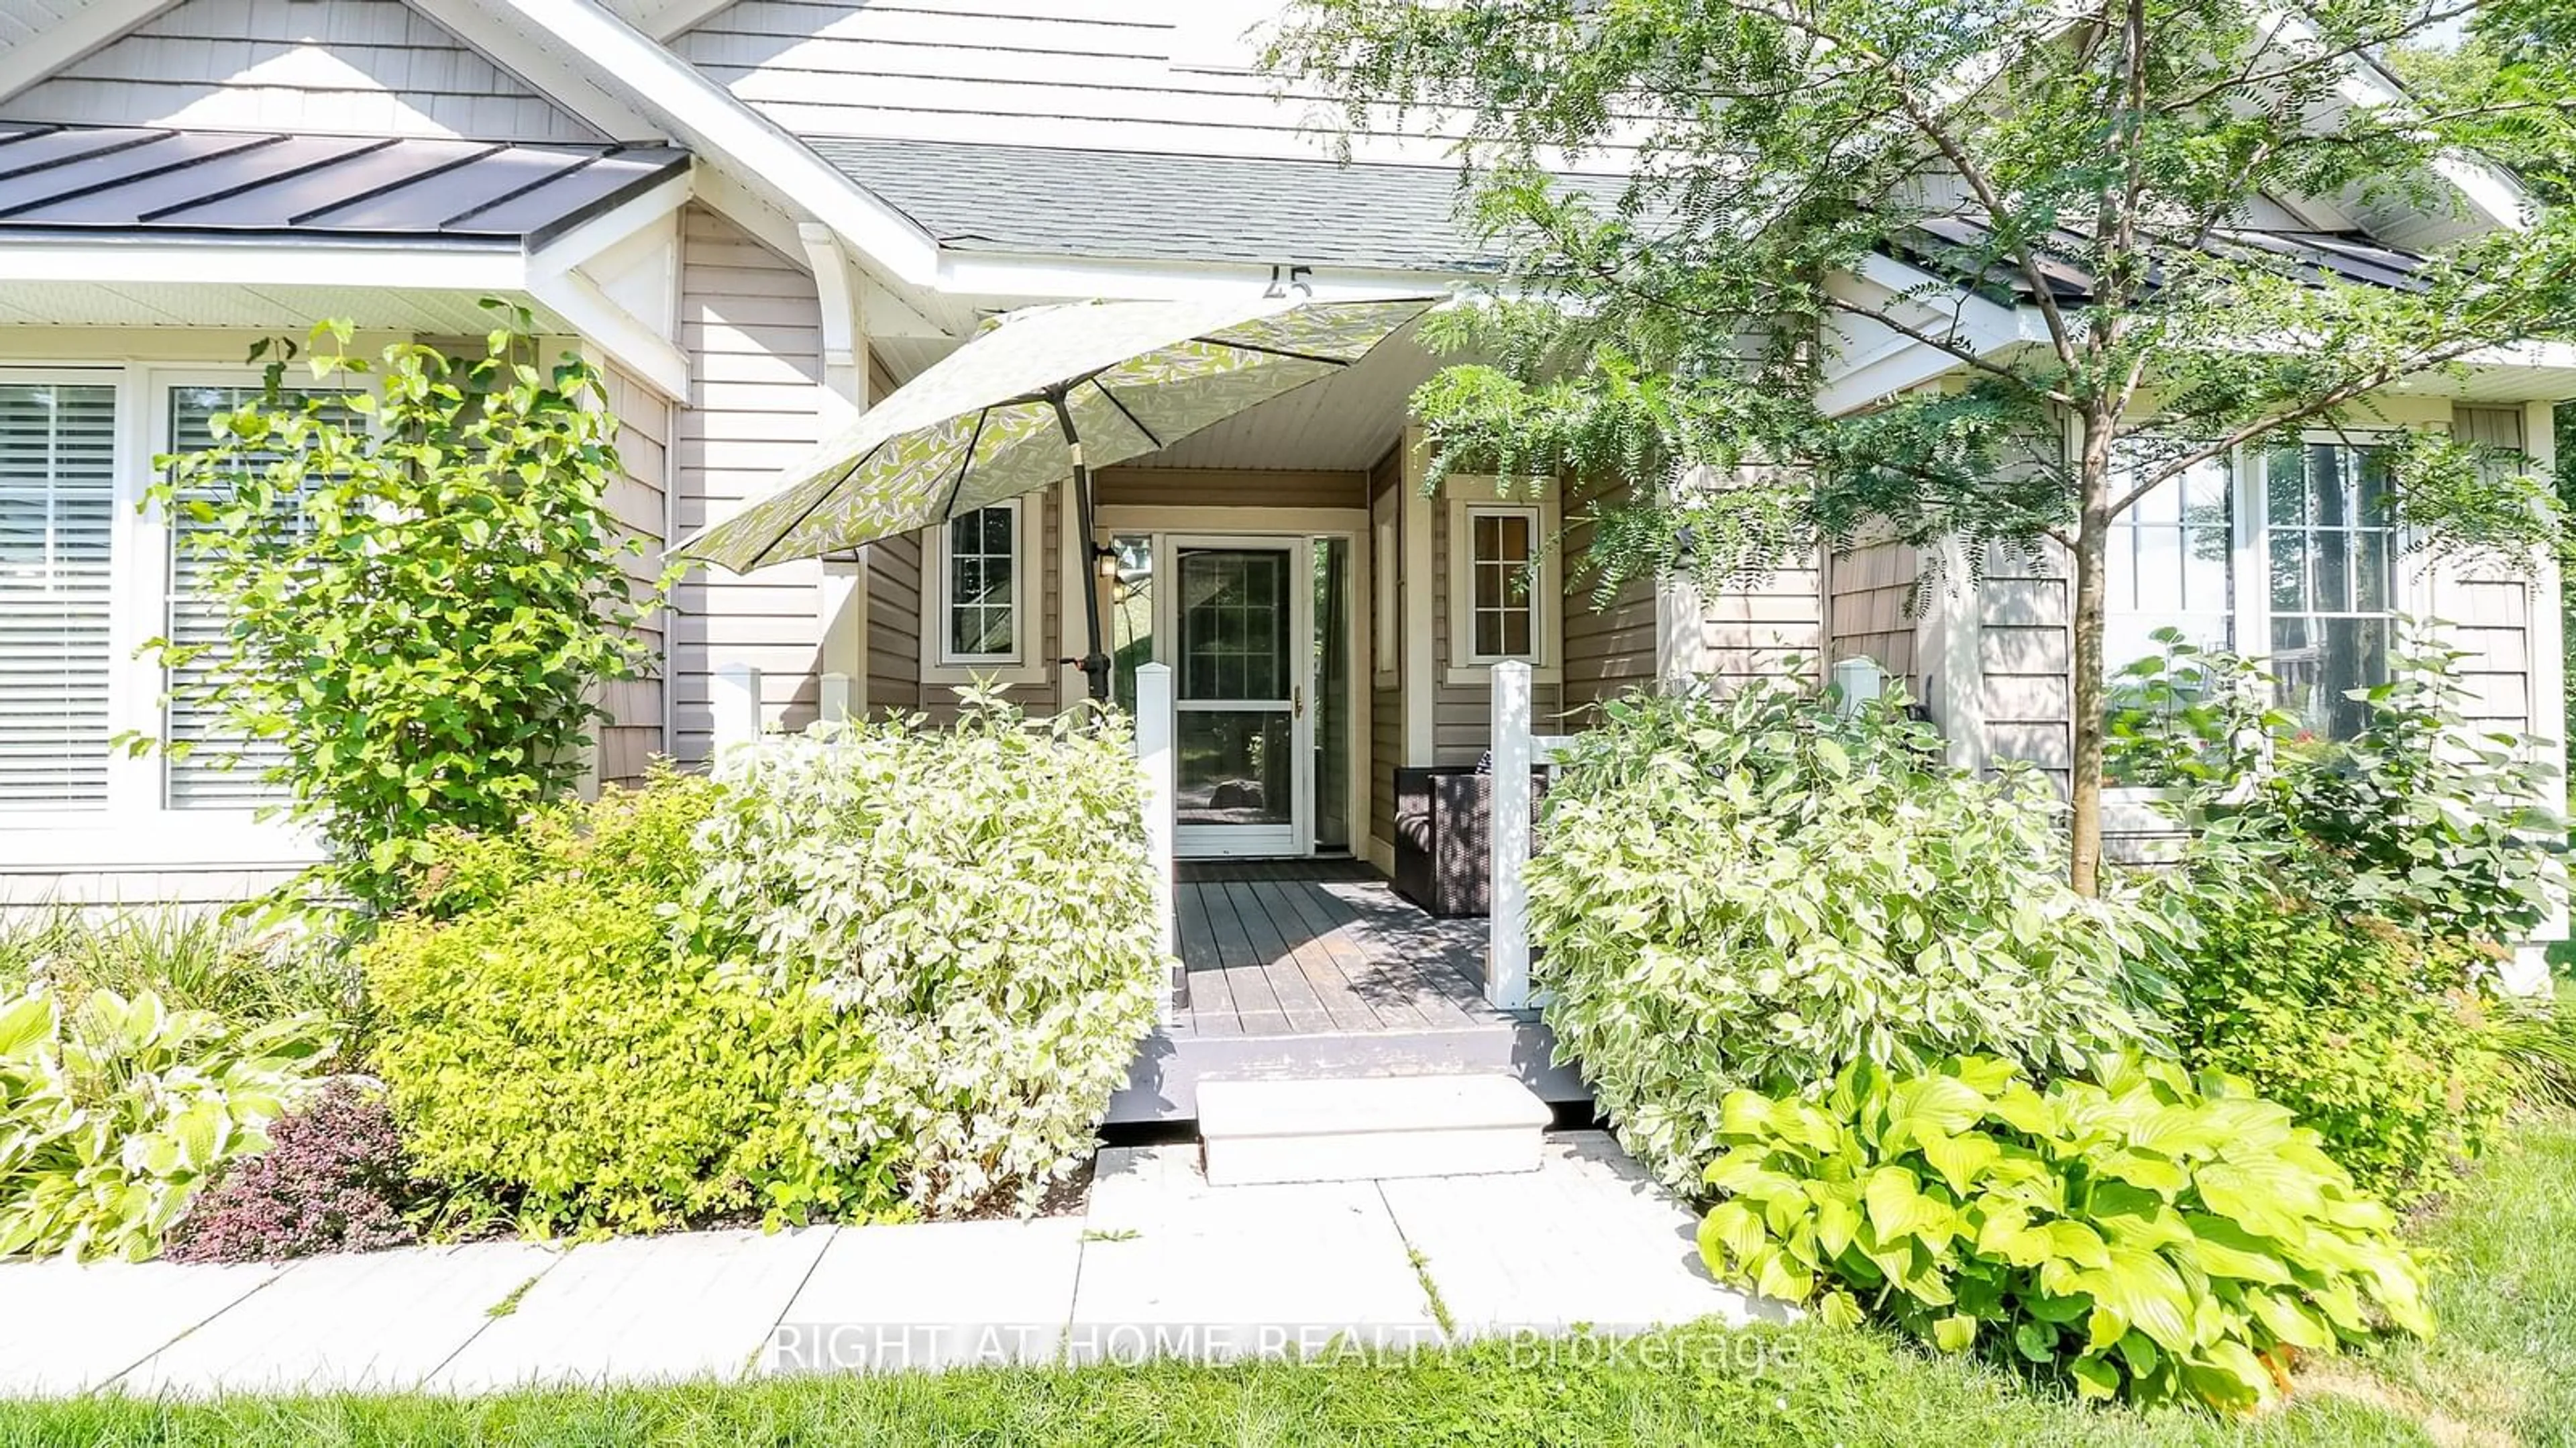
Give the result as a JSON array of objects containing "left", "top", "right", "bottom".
[
  {"left": 2263, "top": 444, "right": 2397, "bottom": 741},
  {"left": 1466, "top": 506, "right": 1538, "bottom": 660},
  {"left": 943, "top": 502, "right": 1018, "bottom": 662},
  {"left": 0, "top": 381, "right": 115, "bottom": 809},
  {"left": 163, "top": 385, "right": 360, "bottom": 809},
  {"left": 1179, "top": 548, "right": 1288, "bottom": 700},
  {"left": 2105, "top": 442, "right": 2401, "bottom": 742}
]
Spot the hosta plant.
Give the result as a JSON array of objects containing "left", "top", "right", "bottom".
[
  {"left": 1697, "top": 1054, "right": 2432, "bottom": 1412},
  {"left": 1527, "top": 682, "right": 2175, "bottom": 1191},
  {"left": 0, "top": 987, "right": 330, "bottom": 1261}
]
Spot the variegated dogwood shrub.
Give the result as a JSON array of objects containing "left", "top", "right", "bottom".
[
  {"left": 1525, "top": 682, "right": 2176, "bottom": 1191},
  {"left": 688, "top": 692, "right": 1169, "bottom": 1217}
]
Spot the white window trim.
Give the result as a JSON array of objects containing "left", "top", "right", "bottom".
[
  {"left": 0, "top": 360, "right": 326, "bottom": 870},
  {"left": 1444, "top": 476, "right": 1562, "bottom": 686},
  {"left": 922, "top": 493, "right": 1051, "bottom": 687}
]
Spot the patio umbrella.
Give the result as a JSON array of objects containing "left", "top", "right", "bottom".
[{"left": 674, "top": 293, "right": 1442, "bottom": 700}]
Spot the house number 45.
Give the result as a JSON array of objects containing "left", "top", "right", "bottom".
[{"left": 1264, "top": 264, "right": 1314, "bottom": 298}]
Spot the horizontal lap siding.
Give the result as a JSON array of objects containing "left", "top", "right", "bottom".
[
  {"left": 865, "top": 531, "right": 922, "bottom": 717},
  {"left": 1701, "top": 556, "right": 1823, "bottom": 689},
  {"left": 1095, "top": 468, "right": 1364, "bottom": 511},
  {"left": 600, "top": 365, "right": 670, "bottom": 786},
  {"left": 11, "top": 0, "right": 600, "bottom": 140},
  {"left": 1560, "top": 478, "right": 1654, "bottom": 717},
  {"left": 672, "top": 204, "right": 827, "bottom": 766},
  {"left": 1828, "top": 539, "right": 1921, "bottom": 694},
  {"left": 674, "top": 0, "right": 1507, "bottom": 160},
  {"left": 1980, "top": 539, "right": 2072, "bottom": 788}
]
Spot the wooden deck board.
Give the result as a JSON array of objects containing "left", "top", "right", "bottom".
[
  {"left": 1198, "top": 881, "right": 1291, "bottom": 1035},
  {"left": 1173, "top": 884, "right": 1238, "bottom": 1037},
  {"left": 1244, "top": 879, "right": 1385, "bottom": 1033},
  {"left": 1174, "top": 862, "right": 1507, "bottom": 1037},
  {"left": 1221, "top": 880, "right": 1336, "bottom": 1034}
]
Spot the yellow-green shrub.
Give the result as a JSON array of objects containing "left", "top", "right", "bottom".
[{"left": 361, "top": 774, "right": 889, "bottom": 1235}]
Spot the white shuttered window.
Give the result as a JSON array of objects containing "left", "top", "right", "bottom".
[{"left": 0, "top": 382, "right": 116, "bottom": 809}]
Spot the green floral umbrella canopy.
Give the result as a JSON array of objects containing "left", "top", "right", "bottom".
[{"left": 675, "top": 294, "right": 1440, "bottom": 574}]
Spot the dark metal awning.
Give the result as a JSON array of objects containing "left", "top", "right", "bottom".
[{"left": 0, "top": 123, "right": 690, "bottom": 249}]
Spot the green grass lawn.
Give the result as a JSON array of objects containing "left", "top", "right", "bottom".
[{"left": 5, "top": 1112, "right": 2570, "bottom": 1448}]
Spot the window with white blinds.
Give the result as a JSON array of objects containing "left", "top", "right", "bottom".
[
  {"left": 0, "top": 382, "right": 116, "bottom": 809},
  {"left": 162, "top": 384, "right": 350, "bottom": 811}
]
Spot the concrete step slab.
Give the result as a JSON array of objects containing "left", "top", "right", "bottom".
[{"left": 1197, "top": 1074, "right": 1551, "bottom": 1186}]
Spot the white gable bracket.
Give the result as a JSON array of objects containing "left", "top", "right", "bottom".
[
  {"left": 798, "top": 222, "right": 867, "bottom": 423},
  {"left": 469, "top": 0, "right": 943, "bottom": 289},
  {"left": 527, "top": 268, "right": 690, "bottom": 401}
]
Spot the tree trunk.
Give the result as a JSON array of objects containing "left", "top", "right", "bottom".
[{"left": 2069, "top": 415, "right": 2113, "bottom": 897}]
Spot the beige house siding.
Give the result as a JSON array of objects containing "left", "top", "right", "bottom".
[
  {"left": 1828, "top": 539, "right": 1922, "bottom": 696},
  {"left": 863, "top": 532, "right": 922, "bottom": 717},
  {"left": 670, "top": 0, "right": 1478, "bottom": 162},
  {"left": 1978, "top": 539, "right": 2075, "bottom": 787},
  {"left": 1701, "top": 554, "right": 1824, "bottom": 690},
  {"left": 597, "top": 363, "right": 671, "bottom": 786},
  {"left": 671, "top": 202, "right": 829, "bottom": 765},
  {"left": 1558, "top": 478, "right": 1656, "bottom": 718},
  {"left": 2443, "top": 406, "right": 2542, "bottom": 746},
  {"left": 7, "top": 0, "right": 602, "bottom": 141},
  {"left": 1095, "top": 468, "right": 1365, "bottom": 511}
]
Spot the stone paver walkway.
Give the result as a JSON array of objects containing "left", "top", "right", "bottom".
[{"left": 0, "top": 1132, "right": 1762, "bottom": 1398}]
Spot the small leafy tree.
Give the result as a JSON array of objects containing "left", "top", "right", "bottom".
[
  {"left": 140, "top": 307, "right": 664, "bottom": 917},
  {"left": 1272, "top": 0, "right": 2576, "bottom": 893}
]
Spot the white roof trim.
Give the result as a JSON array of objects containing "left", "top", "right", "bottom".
[
  {"left": 0, "top": 0, "right": 174, "bottom": 106},
  {"left": 467, "top": 0, "right": 943, "bottom": 289},
  {"left": 0, "top": 238, "right": 528, "bottom": 291}
]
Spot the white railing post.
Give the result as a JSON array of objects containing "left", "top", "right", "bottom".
[
  {"left": 1489, "top": 659, "right": 1534, "bottom": 1011},
  {"left": 711, "top": 663, "right": 762, "bottom": 764},
  {"left": 1134, "top": 662, "right": 1181, "bottom": 1016},
  {"left": 820, "top": 672, "right": 853, "bottom": 726}
]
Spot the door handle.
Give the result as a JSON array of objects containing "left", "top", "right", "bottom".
[{"left": 1293, "top": 685, "right": 1305, "bottom": 719}]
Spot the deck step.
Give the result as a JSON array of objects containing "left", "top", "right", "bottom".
[{"left": 1196, "top": 1074, "right": 1552, "bottom": 1186}]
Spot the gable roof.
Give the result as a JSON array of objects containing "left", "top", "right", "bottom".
[
  {"left": 0, "top": 122, "right": 688, "bottom": 246},
  {"left": 812, "top": 137, "right": 1623, "bottom": 274}
]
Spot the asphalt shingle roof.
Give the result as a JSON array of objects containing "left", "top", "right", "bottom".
[{"left": 810, "top": 137, "right": 1597, "bottom": 273}]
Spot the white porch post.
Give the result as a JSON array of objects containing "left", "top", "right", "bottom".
[
  {"left": 1489, "top": 659, "right": 1534, "bottom": 1011},
  {"left": 820, "top": 672, "right": 853, "bottom": 725},
  {"left": 1135, "top": 662, "right": 1182, "bottom": 1017},
  {"left": 711, "top": 663, "right": 762, "bottom": 763}
]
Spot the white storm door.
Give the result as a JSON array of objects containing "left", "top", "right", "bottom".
[{"left": 1167, "top": 537, "right": 1311, "bottom": 858}]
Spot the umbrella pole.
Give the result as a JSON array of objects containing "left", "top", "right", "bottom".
[{"left": 1052, "top": 393, "right": 1113, "bottom": 704}]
